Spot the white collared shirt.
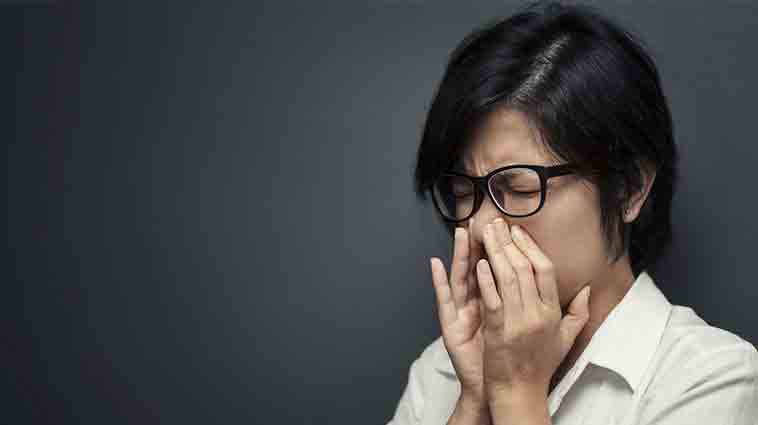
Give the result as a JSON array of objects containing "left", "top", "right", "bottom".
[{"left": 387, "top": 270, "right": 758, "bottom": 425}]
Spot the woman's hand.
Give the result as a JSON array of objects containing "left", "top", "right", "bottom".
[
  {"left": 430, "top": 226, "right": 488, "bottom": 401},
  {"left": 476, "top": 218, "right": 592, "bottom": 400}
]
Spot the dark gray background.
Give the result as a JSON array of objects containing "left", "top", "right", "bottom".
[{"left": 7, "top": 0, "right": 758, "bottom": 423}]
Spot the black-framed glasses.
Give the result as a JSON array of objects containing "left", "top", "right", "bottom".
[{"left": 431, "top": 163, "right": 578, "bottom": 222}]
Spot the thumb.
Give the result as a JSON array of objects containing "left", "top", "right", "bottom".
[{"left": 558, "top": 285, "right": 591, "bottom": 358}]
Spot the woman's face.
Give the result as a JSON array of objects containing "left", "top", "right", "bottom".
[{"left": 459, "top": 107, "right": 610, "bottom": 311}]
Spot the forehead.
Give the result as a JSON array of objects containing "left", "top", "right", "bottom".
[{"left": 459, "top": 108, "right": 555, "bottom": 172}]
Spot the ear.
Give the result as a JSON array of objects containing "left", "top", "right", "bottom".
[{"left": 623, "top": 165, "right": 657, "bottom": 223}]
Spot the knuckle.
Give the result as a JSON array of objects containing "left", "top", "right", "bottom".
[
  {"left": 503, "top": 269, "right": 518, "bottom": 285},
  {"left": 537, "top": 299, "right": 554, "bottom": 312},
  {"left": 525, "top": 318, "right": 546, "bottom": 335},
  {"left": 536, "top": 259, "right": 555, "bottom": 275},
  {"left": 516, "top": 361, "right": 539, "bottom": 378},
  {"left": 485, "top": 322, "right": 504, "bottom": 339},
  {"left": 546, "top": 304, "right": 561, "bottom": 321},
  {"left": 491, "top": 249, "right": 508, "bottom": 265},
  {"left": 536, "top": 302, "right": 551, "bottom": 317},
  {"left": 514, "top": 260, "right": 532, "bottom": 275},
  {"left": 491, "top": 241, "right": 506, "bottom": 257},
  {"left": 486, "top": 302, "right": 503, "bottom": 314}
]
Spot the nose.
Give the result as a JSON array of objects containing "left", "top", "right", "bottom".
[
  {"left": 466, "top": 194, "right": 510, "bottom": 249},
  {"left": 461, "top": 195, "right": 511, "bottom": 285}
]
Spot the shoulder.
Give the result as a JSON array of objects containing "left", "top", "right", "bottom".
[
  {"left": 422, "top": 335, "right": 446, "bottom": 359},
  {"left": 646, "top": 304, "right": 758, "bottom": 395},
  {"left": 417, "top": 335, "right": 449, "bottom": 373},
  {"left": 660, "top": 305, "right": 756, "bottom": 361},
  {"left": 399, "top": 336, "right": 453, "bottom": 409}
]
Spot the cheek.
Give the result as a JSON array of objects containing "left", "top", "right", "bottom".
[{"left": 519, "top": 187, "right": 606, "bottom": 304}]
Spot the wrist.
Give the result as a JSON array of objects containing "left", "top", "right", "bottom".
[
  {"left": 459, "top": 390, "right": 487, "bottom": 409},
  {"left": 458, "top": 391, "right": 489, "bottom": 413},
  {"left": 460, "top": 383, "right": 487, "bottom": 403},
  {"left": 486, "top": 384, "right": 547, "bottom": 410},
  {"left": 453, "top": 392, "right": 491, "bottom": 425},
  {"left": 485, "top": 383, "right": 550, "bottom": 425}
]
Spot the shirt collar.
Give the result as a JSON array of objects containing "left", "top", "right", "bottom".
[{"left": 432, "top": 270, "right": 672, "bottom": 393}]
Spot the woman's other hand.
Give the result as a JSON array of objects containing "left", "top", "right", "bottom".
[{"left": 476, "top": 218, "right": 591, "bottom": 401}]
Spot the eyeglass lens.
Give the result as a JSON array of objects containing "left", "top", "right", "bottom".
[{"left": 433, "top": 167, "right": 542, "bottom": 220}]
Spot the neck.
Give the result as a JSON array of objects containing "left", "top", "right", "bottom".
[{"left": 549, "top": 253, "right": 637, "bottom": 394}]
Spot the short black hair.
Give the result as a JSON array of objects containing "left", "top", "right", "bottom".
[{"left": 413, "top": 1, "right": 679, "bottom": 277}]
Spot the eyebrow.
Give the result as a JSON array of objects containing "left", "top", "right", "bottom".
[{"left": 453, "top": 157, "right": 528, "bottom": 175}]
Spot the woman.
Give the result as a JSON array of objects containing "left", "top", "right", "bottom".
[{"left": 388, "top": 2, "right": 758, "bottom": 425}]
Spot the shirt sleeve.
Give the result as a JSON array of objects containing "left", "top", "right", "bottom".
[
  {"left": 386, "top": 350, "right": 432, "bottom": 425},
  {"left": 639, "top": 341, "right": 758, "bottom": 425}
]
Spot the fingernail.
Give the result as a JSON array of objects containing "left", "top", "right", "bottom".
[
  {"left": 455, "top": 227, "right": 462, "bottom": 239},
  {"left": 493, "top": 217, "right": 504, "bottom": 224},
  {"left": 478, "top": 258, "right": 488, "bottom": 271},
  {"left": 511, "top": 224, "right": 523, "bottom": 239}
]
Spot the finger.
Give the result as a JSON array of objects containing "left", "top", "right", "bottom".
[
  {"left": 449, "top": 227, "right": 470, "bottom": 308},
  {"left": 510, "top": 224, "right": 559, "bottom": 308},
  {"left": 482, "top": 219, "right": 522, "bottom": 312},
  {"left": 466, "top": 219, "right": 484, "bottom": 301},
  {"left": 494, "top": 218, "right": 540, "bottom": 311},
  {"left": 466, "top": 217, "right": 482, "bottom": 298},
  {"left": 430, "top": 257, "right": 457, "bottom": 328},
  {"left": 475, "top": 259, "right": 503, "bottom": 329}
]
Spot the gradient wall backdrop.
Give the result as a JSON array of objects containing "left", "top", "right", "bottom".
[{"left": 7, "top": 1, "right": 758, "bottom": 423}]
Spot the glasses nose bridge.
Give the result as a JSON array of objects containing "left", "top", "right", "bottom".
[
  {"left": 471, "top": 174, "right": 491, "bottom": 195},
  {"left": 470, "top": 174, "right": 497, "bottom": 217}
]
